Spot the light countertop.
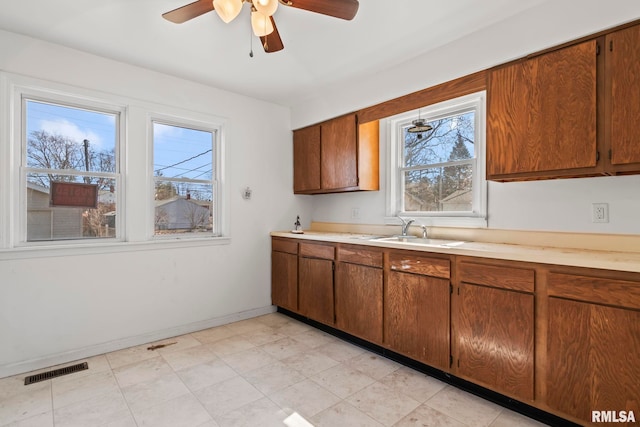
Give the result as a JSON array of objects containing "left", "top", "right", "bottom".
[{"left": 271, "top": 230, "right": 640, "bottom": 274}]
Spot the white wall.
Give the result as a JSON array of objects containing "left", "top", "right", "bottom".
[
  {"left": 0, "top": 30, "right": 313, "bottom": 377},
  {"left": 296, "top": 0, "right": 640, "bottom": 235}
]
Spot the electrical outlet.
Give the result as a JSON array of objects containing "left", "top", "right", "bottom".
[
  {"left": 351, "top": 207, "right": 360, "bottom": 219},
  {"left": 592, "top": 203, "right": 609, "bottom": 223}
]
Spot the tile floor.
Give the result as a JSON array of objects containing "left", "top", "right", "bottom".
[{"left": 0, "top": 313, "right": 549, "bottom": 427}]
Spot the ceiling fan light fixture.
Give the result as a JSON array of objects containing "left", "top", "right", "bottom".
[
  {"left": 253, "top": 0, "right": 278, "bottom": 16},
  {"left": 251, "top": 9, "right": 274, "bottom": 36},
  {"left": 213, "top": 0, "right": 243, "bottom": 23}
]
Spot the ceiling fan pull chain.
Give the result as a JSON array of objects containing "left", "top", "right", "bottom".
[{"left": 249, "top": 21, "right": 254, "bottom": 57}]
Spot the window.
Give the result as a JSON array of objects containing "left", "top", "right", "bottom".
[
  {"left": 387, "top": 91, "right": 487, "bottom": 227},
  {"left": 152, "top": 120, "right": 219, "bottom": 237},
  {"left": 22, "top": 98, "right": 121, "bottom": 242}
]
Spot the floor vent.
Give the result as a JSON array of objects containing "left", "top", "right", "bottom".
[{"left": 24, "top": 362, "right": 89, "bottom": 385}]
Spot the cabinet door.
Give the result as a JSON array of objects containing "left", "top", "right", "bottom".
[
  {"left": 335, "top": 262, "right": 383, "bottom": 344},
  {"left": 298, "top": 257, "right": 334, "bottom": 325},
  {"left": 547, "top": 298, "right": 640, "bottom": 423},
  {"left": 293, "top": 125, "right": 321, "bottom": 193},
  {"left": 385, "top": 271, "right": 450, "bottom": 370},
  {"left": 487, "top": 40, "right": 598, "bottom": 180},
  {"left": 606, "top": 24, "right": 640, "bottom": 171},
  {"left": 271, "top": 251, "right": 297, "bottom": 311},
  {"left": 455, "top": 283, "right": 534, "bottom": 401},
  {"left": 321, "top": 113, "right": 358, "bottom": 190}
]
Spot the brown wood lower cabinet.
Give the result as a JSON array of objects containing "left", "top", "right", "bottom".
[
  {"left": 298, "top": 242, "right": 335, "bottom": 325},
  {"left": 454, "top": 258, "right": 535, "bottom": 402},
  {"left": 271, "top": 238, "right": 298, "bottom": 311},
  {"left": 546, "top": 271, "right": 640, "bottom": 425},
  {"left": 385, "top": 252, "right": 451, "bottom": 370},
  {"left": 335, "top": 245, "right": 384, "bottom": 343}
]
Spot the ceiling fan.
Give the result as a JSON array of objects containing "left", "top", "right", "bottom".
[{"left": 162, "top": 0, "right": 359, "bottom": 54}]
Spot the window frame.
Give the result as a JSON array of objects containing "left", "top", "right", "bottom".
[
  {"left": 1, "top": 72, "right": 229, "bottom": 257},
  {"left": 149, "top": 114, "right": 223, "bottom": 240},
  {"left": 385, "top": 91, "right": 487, "bottom": 228},
  {"left": 16, "top": 88, "right": 126, "bottom": 247}
]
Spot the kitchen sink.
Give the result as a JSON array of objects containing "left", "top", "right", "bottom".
[{"left": 373, "top": 236, "right": 465, "bottom": 247}]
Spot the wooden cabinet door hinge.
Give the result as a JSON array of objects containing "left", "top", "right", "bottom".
[
  {"left": 596, "top": 151, "right": 600, "bottom": 162},
  {"left": 596, "top": 42, "right": 601, "bottom": 56},
  {"left": 610, "top": 40, "right": 614, "bottom": 52}
]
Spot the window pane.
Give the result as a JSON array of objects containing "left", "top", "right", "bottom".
[
  {"left": 26, "top": 100, "right": 117, "bottom": 173},
  {"left": 403, "top": 111, "right": 475, "bottom": 167},
  {"left": 26, "top": 173, "right": 117, "bottom": 241},
  {"left": 154, "top": 180, "right": 213, "bottom": 234},
  {"left": 153, "top": 123, "right": 213, "bottom": 180},
  {"left": 153, "top": 122, "right": 215, "bottom": 237},
  {"left": 403, "top": 164, "right": 473, "bottom": 212}
]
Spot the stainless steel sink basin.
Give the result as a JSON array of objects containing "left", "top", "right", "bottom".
[{"left": 373, "top": 236, "right": 465, "bottom": 247}]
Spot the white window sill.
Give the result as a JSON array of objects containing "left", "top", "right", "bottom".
[{"left": 0, "top": 236, "right": 231, "bottom": 260}]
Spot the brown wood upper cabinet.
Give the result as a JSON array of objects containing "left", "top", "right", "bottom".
[
  {"left": 293, "top": 113, "right": 379, "bottom": 194},
  {"left": 487, "top": 22, "right": 640, "bottom": 181}
]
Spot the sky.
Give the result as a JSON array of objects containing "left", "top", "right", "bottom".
[{"left": 25, "top": 100, "right": 214, "bottom": 182}]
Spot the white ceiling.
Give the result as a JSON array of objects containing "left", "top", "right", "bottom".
[{"left": 0, "top": 0, "right": 564, "bottom": 107}]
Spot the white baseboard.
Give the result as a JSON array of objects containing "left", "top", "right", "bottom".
[{"left": 0, "top": 305, "right": 276, "bottom": 379}]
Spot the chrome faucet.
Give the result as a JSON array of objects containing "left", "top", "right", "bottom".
[{"left": 398, "top": 216, "right": 415, "bottom": 236}]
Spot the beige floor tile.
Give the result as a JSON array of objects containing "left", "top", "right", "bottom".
[
  {"left": 271, "top": 320, "right": 313, "bottom": 337},
  {"left": 259, "top": 337, "right": 311, "bottom": 360},
  {"left": 379, "top": 366, "right": 447, "bottom": 403},
  {"left": 161, "top": 345, "right": 218, "bottom": 371},
  {"left": 344, "top": 353, "right": 401, "bottom": 380},
  {"left": 121, "top": 372, "right": 190, "bottom": 413},
  {"left": 346, "top": 381, "right": 421, "bottom": 426},
  {"left": 426, "top": 386, "right": 502, "bottom": 427},
  {"left": 224, "top": 318, "right": 271, "bottom": 335},
  {"left": 176, "top": 359, "right": 238, "bottom": 392},
  {"left": 0, "top": 374, "right": 32, "bottom": 401},
  {"left": 193, "top": 376, "right": 264, "bottom": 417},
  {"left": 133, "top": 393, "right": 214, "bottom": 427},
  {"left": 312, "top": 401, "right": 384, "bottom": 427},
  {"left": 290, "top": 329, "right": 337, "bottom": 348},
  {"left": 106, "top": 343, "right": 160, "bottom": 369},
  {"left": 112, "top": 357, "right": 174, "bottom": 388},
  {"left": 214, "top": 397, "right": 290, "bottom": 427},
  {"left": 490, "top": 409, "right": 549, "bottom": 426},
  {"left": 281, "top": 350, "right": 340, "bottom": 377},
  {"left": 52, "top": 370, "right": 120, "bottom": 409},
  {"left": 52, "top": 389, "right": 130, "bottom": 427},
  {"left": 219, "top": 347, "right": 278, "bottom": 374},
  {"left": 1, "top": 410, "right": 53, "bottom": 427},
  {"left": 394, "top": 404, "right": 468, "bottom": 427},
  {"left": 240, "top": 327, "right": 288, "bottom": 346},
  {"left": 103, "top": 412, "right": 138, "bottom": 427},
  {"left": 149, "top": 334, "right": 203, "bottom": 355},
  {"left": 205, "top": 336, "right": 256, "bottom": 357},
  {"left": 310, "top": 364, "right": 376, "bottom": 399},
  {"left": 242, "top": 361, "right": 306, "bottom": 395},
  {"left": 315, "top": 339, "right": 366, "bottom": 362},
  {"left": 190, "top": 326, "right": 237, "bottom": 344},
  {"left": 0, "top": 381, "right": 51, "bottom": 426},
  {"left": 270, "top": 379, "right": 342, "bottom": 419},
  {"left": 253, "top": 313, "right": 291, "bottom": 328}
]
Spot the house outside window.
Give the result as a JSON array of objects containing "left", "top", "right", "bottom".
[
  {"left": 387, "top": 91, "right": 487, "bottom": 227},
  {"left": 22, "top": 98, "right": 121, "bottom": 242},
  {"left": 152, "top": 120, "right": 219, "bottom": 237}
]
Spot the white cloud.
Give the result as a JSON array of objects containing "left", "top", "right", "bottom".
[{"left": 39, "top": 119, "right": 103, "bottom": 148}]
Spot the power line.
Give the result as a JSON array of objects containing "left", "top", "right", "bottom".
[{"left": 155, "top": 149, "right": 212, "bottom": 174}]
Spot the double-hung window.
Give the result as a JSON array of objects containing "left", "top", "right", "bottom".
[
  {"left": 152, "top": 120, "right": 220, "bottom": 237},
  {"left": 387, "top": 91, "right": 487, "bottom": 227},
  {"left": 22, "top": 97, "right": 122, "bottom": 243}
]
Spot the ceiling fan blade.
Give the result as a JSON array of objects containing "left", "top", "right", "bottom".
[
  {"left": 282, "top": 0, "right": 359, "bottom": 20},
  {"left": 260, "top": 17, "right": 284, "bottom": 53},
  {"left": 162, "top": 0, "right": 214, "bottom": 23}
]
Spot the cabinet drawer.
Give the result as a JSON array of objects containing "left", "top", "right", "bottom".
[
  {"left": 338, "top": 245, "right": 383, "bottom": 268},
  {"left": 389, "top": 252, "right": 450, "bottom": 279},
  {"left": 548, "top": 272, "right": 640, "bottom": 310},
  {"left": 272, "top": 238, "right": 298, "bottom": 255},
  {"left": 458, "top": 260, "right": 534, "bottom": 293},
  {"left": 300, "top": 242, "right": 335, "bottom": 260}
]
